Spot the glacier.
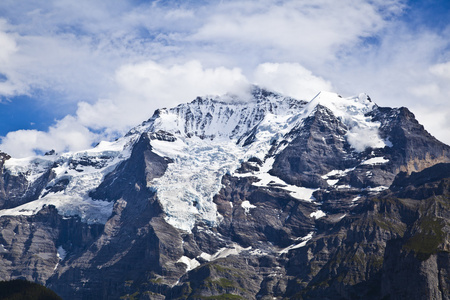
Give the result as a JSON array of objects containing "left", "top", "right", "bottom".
[{"left": 0, "top": 88, "right": 385, "bottom": 232}]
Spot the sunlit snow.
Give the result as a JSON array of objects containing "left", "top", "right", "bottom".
[
  {"left": 361, "top": 157, "right": 389, "bottom": 165},
  {"left": 307, "top": 91, "right": 387, "bottom": 152},
  {"left": 279, "top": 231, "right": 314, "bottom": 254},
  {"left": 310, "top": 210, "right": 326, "bottom": 219},
  {"left": 199, "top": 244, "right": 251, "bottom": 261},
  {"left": 241, "top": 200, "right": 256, "bottom": 214},
  {"left": 0, "top": 137, "right": 134, "bottom": 223},
  {"left": 321, "top": 167, "right": 356, "bottom": 179},
  {"left": 0, "top": 90, "right": 386, "bottom": 231},
  {"left": 57, "top": 245, "right": 67, "bottom": 260},
  {"left": 177, "top": 256, "right": 200, "bottom": 271},
  {"left": 236, "top": 156, "right": 317, "bottom": 202}
]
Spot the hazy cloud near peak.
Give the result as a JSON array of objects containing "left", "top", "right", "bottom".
[
  {"left": 76, "top": 60, "right": 250, "bottom": 135},
  {"left": 253, "top": 63, "right": 333, "bottom": 100},
  {"left": 0, "top": 59, "right": 331, "bottom": 157}
]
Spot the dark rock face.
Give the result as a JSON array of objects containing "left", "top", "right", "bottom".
[
  {"left": 0, "top": 205, "right": 103, "bottom": 285},
  {"left": 46, "top": 133, "right": 181, "bottom": 300},
  {"left": 0, "top": 151, "right": 52, "bottom": 210},
  {"left": 89, "top": 133, "right": 172, "bottom": 201},
  {"left": 214, "top": 174, "right": 315, "bottom": 249},
  {"left": 0, "top": 92, "right": 449, "bottom": 299},
  {"left": 271, "top": 105, "right": 354, "bottom": 188},
  {"left": 371, "top": 107, "right": 450, "bottom": 174}
]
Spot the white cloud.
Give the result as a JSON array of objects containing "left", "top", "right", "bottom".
[
  {"left": 408, "top": 61, "right": 450, "bottom": 144},
  {"left": 0, "top": 18, "right": 116, "bottom": 102},
  {"left": 0, "top": 0, "right": 405, "bottom": 103},
  {"left": 321, "top": 21, "right": 450, "bottom": 145},
  {"left": 76, "top": 60, "right": 250, "bottom": 135},
  {"left": 0, "top": 116, "right": 96, "bottom": 157},
  {"left": 253, "top": 63, "right": 333, "bottom": 100},
  {"left": 0, "top": 20, "right": 22, "bottom": 96},
  {"left": 1, "top": 0, "right": 450, "bottom": 156},
  {"left": 0, "top": 23, "right": 16, "bottom": 63},
  {"left": 346, "top": 127, "right": 385, "bottom": 152},
  {"left": 429, "top": 61, "right": 450, "bottom": 80},
  {"left": 190, "top": 0, "right": 400, "bottom": 67}
]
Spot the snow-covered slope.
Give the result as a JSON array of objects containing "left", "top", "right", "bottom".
[
  {"left": 0, "top": 138, "right": 136, "bottom": 223},
  {"left": 145, "top": 93, "right": 308, "bottom": 231},
  {"left": 0, "top": 88, "right": 389, "bottom": 231}
]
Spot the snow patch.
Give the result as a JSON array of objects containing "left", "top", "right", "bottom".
[
  {"left": 352, "top": 195, "right": 361, "bottom": 202},
  {"left": 0, "top": 195, "right": 113, "bottom": 224},
  {"left": 336, "top": 184, "right": 352, "bottom": 189},
  {"left": 0, "top": 137, "right": 133, "bottom": 223},
  {"left": 241, "top": 200, "right": 256, "bottom": 214},
  {"left": 384, "top": 137, "right": 393, "bottom": 147},
  {"left": 361, "top": 157, "right": 389, "bottom": 165},
  {"left": 236, "top": 157, "right": 317, "bottom": 202},
  {"left": 310, "top": 210, "right": 326, "bottom": 219},
  {"left": 307, "top": 91, "right": 386, "bottom": 152},
  {"left": 177, "top": 256, "right": 200, "bottom": 272},
  {"left": 57, "top": 245, "right": 67, "bottom": 260},
  {"left": 4, "top": 156, "right": 56, "bottom": 183},
  {"left": 327, "top": 179, "right": 339, "bottom": 186},
  {"left": 365, "top": 186, "right": 389, "bottom": 193},
  {"left": 321, "top": 167, "right": 355, "bottom": 179},
  {"left": 199, "top": 244, "right": 251, "bottom": 261},
  {"left": 279, "top": 232, "right": 314, "bottom": 254}
]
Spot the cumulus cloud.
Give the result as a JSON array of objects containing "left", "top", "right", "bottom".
[
  {"left": 189, "top": 0, "right": 404, "bottom": 68},
  {"left": 1, "top": 60, "right": 251, "bottom": 157},
  {"left": 76, "top": 60, "right": 250, "bottom": 135},
  {"left": 0, "top": 116, "right": 96, "bottom": 157},
  {"left": 1, "top": 0, "right": 450, "bottom": 156},
  {"left": 0, "top": 0, "right": 405, "bottom": 104},
  {"left": 253, "top": 63, "right": 333, "bottom": 100},
  {"left": 0, "top": 21, "right": 22, "bottom": 96}
]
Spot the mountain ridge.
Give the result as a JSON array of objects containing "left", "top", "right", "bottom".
[{"left": 0, "top": 86, "right": 449, "bottom": 299}]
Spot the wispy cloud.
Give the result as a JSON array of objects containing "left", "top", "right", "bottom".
[{"left": 0, "top": 0, "right": 449, "bottom": 157}]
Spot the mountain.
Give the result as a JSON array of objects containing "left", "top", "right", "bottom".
[{"left": 0, "top": 86, "right": 449, "bottom": 299}]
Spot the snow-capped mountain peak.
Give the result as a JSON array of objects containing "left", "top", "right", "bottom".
[
  {"left": 2, "top": 86, "right": 450, "bottom": 299},
  {"left": 301, "top": 91, "right": 387, "bottom": 152},
  {"left": 140, "top": 90, "right": 306, "bottom": 142},
  {"left": 0, "top": 88, "right": 408, "bottom": 231}
]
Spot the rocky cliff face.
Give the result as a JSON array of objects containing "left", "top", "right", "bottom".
[{"left": 0, "top": 87, "right": 449, "bottom": 299}]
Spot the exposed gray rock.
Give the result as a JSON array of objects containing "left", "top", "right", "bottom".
[{"left": 0, "top": 90, "right": 449, "bottom": 300}]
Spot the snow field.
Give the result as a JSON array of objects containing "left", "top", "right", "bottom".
[
  {"left": 0, "top": 90, "right": 387, "bottom": 232},
  {"left": 0, "top": 137, "right": 135, "bottom": 223}
]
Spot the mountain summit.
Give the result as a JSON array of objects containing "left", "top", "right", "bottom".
[{"left": 0, "top": 87, "right": 449, "bottom": 299}]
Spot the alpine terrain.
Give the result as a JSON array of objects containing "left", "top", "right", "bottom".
[{"left": 0, "top": 87, "right": 449, "bottom": 299}]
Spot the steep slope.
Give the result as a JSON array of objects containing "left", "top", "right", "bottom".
[{"left": 0, "top": 87, "right": 449, "bottom": 299}]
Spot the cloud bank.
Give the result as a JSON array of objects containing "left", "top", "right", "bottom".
[{"left": 0, "top": 0, "right": 449, "bottom": 157}]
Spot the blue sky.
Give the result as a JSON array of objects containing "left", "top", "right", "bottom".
[{"left": 0, "top": 0, "right": 449, "bottom": 157}]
